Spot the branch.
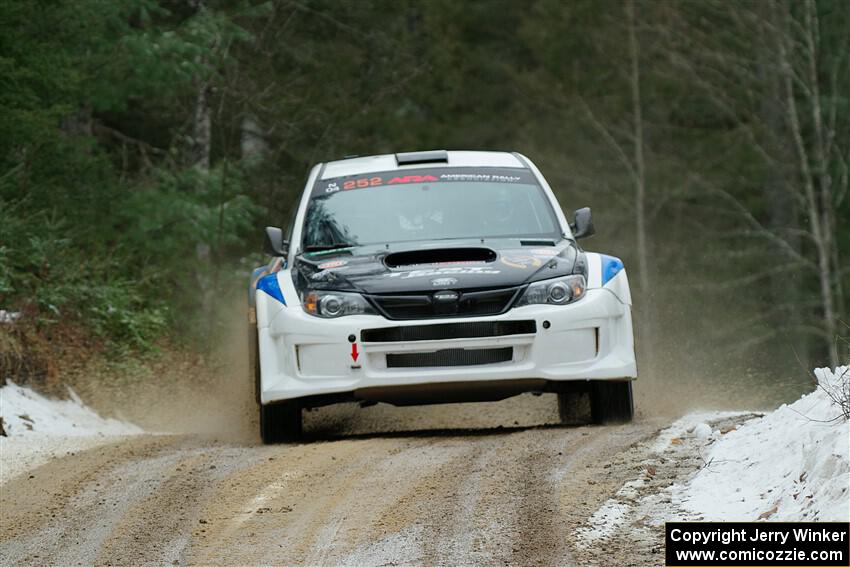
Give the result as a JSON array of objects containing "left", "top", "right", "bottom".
[
  {"left": 689, "top": 175, "right": 817, "bottom": 271},
  {"left": 776, "top": 2, "right": 827, "bottom": 260},
  {"left": 684, "top": 261, "right": 807, "bottom": 291},
  {"left": 575, "top": 96, "right": 638, "bottom": 183},
  {"left": 835, "top": 146, "right": 848, "bottom": 207},
  {"left": 93, "top": 124, "right": 166, "bottom": 155}
]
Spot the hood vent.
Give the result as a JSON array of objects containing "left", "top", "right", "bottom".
[{"left": 384, "top": 247, "right": 497, "bottom": 268}]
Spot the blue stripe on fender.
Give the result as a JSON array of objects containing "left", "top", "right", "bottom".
[
  {"left": 600, "top": 254, "right": 624, "bottom": 286},
  {"left": 257, "top": 273, "right": 285, "bottom": 304}
]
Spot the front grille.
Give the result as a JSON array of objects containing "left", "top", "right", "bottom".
[
  {"left": 361, "top": 320, "right": 536, "bottom": 343},
  {"left": 367, "top": 286, "right": 522, "bottom": 320},
  {"left": 386, "top": 347, "right": 513, "bottom": 368}
]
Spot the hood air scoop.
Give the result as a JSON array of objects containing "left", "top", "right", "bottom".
[{"left": 384, "top": 247, "right": 497, "bottom": 268}]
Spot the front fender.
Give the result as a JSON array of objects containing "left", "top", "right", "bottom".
[{"left": 585, "top": 252, "right": 632, "bottom": 305}]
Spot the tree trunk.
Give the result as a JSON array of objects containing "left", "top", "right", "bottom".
[
  {"left": 190, "top": 83, "right": 212, "bottom": 171},
  {"left": 240, "top": 114, "right": 268, "bottom": 161},
  {"left": 777, "top": 1, "right": 839, "bottom": 366},
  {"left": 626, "top": 1, "right": 655, "bottom": 371},
  {"left": 803, "top": 0, "right": 841, "bottom": 365},
  {"left": 627, "top": 1, "right": 650, "bottom": 296},
  {"left": 758, "top": 2, "right": 807, "bottom": 364}
]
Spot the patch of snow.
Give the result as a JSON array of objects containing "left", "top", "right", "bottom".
[
  {"left": 692, "top": 423, "right": 713, "bottom": 439},
  {"left": 0, "top": 381, "right": 142, "bottom": 484},
  {"left": 617, "top": 478, "right": 647, "bottom": 499},
  {"left": 0, "top": 309, "right": 22, "bottom": 324},
  {"left": 680, "top": 366, "right": 849, "bottom": 522},
  {"left": 575, "top": 498, "right": 631, "bottom": 548},
  {"left": 650, "top": 411, "right": 745, "bottom": 453}
]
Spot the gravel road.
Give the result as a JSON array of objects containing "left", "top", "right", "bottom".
[{"left": 0, "top": 395, "right": 675, "bottom": 566}]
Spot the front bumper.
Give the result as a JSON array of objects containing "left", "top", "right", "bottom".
[{"left": 258, "top": 287, "right": 636, "bottom": 405}]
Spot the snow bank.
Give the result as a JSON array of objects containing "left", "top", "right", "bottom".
[
  {"left": 0, "top": 382, "right": 142, "bottom": 483},
  {"left": 574, "top": 367, "right": 848, "bottom": 551},
  {"left": 678, "top": 366, "right": 849, "bottom": 521},
  {"left": 0, "top": 382, "right": 142, "bottom": 437}
]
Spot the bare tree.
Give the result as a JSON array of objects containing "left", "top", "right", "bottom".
[
  {"left": 577, "top": 1, "right": 656, "bottom": 367},
  {"left": 190, "top": 84, "right": 212, "bottom": 171},
  {"left": 627, "top": 1, "right": 650, "bottom": 297},
  {"left": 658, "top": 0, "right": 847, "bottom": 366},
  {"left": 774, "top": 0, "right": 844, "bottom": 365}
]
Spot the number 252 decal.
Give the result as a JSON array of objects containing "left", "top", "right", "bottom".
[{"left": 343, "top": 177, "right": 382, "bottom": 190}]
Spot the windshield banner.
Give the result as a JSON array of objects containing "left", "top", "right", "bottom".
[{"left": 312, "top": 167, "right": 539, "bottom": 196}]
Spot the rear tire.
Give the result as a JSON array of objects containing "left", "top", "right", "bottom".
[
  {"left": 589, "top": 380, "right": 634, "bottom": 424},
  {"left": 260, "top": 401, "right": 302, "bottom": 444}
]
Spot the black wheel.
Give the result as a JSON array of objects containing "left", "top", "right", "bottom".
[
  {"left": 589, "top": 380, "right": 634, "bottom": 424},
  {"left": 260, "top": 401, "right": 302, "bottom": 444},
  {"left": 557, "top": 391, "right": 590, "bottom": 425}
]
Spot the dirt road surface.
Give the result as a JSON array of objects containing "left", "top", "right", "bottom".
[{"left": 1, "top": 395, "right": 676, "bottom": 566}]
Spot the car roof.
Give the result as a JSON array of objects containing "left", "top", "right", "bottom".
[{"left": 320, "top": 150, "right": 526, "bottom": 180}]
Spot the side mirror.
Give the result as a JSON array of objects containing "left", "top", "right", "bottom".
[
  {"left": 263, "top": 226, "right": 288, "bottom": 257},
  {"left": 571, "top": 207, "right": 595, "bottom": 239}
]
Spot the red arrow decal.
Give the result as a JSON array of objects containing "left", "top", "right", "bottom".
[{"left": 351, "top": 343, "right": 359, "bottom": 362}]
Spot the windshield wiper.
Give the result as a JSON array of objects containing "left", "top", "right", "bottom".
[{"left": 303, "top": 243, "right": 356, "bottom": 253}]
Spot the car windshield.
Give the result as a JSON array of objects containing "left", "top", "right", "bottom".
[{"left": 301, "top": 167, "right": 560, "bottom": 250}]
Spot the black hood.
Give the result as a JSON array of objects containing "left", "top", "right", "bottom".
[{"left": 294, "top": 238, "right": 584, "bottom": 295}]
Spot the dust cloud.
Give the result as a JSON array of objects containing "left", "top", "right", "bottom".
[
  {"left": 67, "top": 297, "right": 257, "bottom": 442},
  {"left": 630, "top": 298, "right": 814, "bottom": 417}
]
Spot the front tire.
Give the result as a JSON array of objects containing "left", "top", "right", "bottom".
[
  {"left": 252, "top": 316, "right": 303, "bottom": 443},
  {"left": 557, "top": 391, "right": 590, "bottom": 425},
  {"left": 249, "top": 320, "right": 261, "bottom": 404},
  {"left": 260, "top": 401, "right": 302, "bottom": 444},
  {"left": 589, "top": 380, "right": 634, "bottom": 424}
]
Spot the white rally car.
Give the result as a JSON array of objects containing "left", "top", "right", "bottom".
[{"left": 249, "top": 150, "right": 636, "bottom": 442}]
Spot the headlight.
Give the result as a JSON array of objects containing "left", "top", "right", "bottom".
[
  {"left": 302, "top": 290, "right": 376, "bottom": 318},
  {"left": 515, "top": 275, "right": 586, "bottom": 306}
]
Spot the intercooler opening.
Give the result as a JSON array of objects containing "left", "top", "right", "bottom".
[
  {"left": 383, "top": 247, "right": 496, "bottom": 267},
  {"left": 386, "top": 347, "right": 513, "bottom": 368}
]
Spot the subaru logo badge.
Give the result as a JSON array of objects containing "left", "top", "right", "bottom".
[
  {"left": 431, "top": 277, "right": 458, "bottom": 287},
  {"left": 433, "top": 290, "right": 460, "bottom": 303}
]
